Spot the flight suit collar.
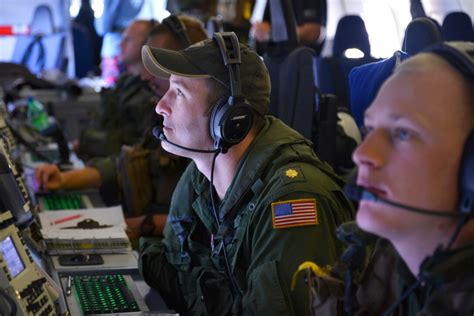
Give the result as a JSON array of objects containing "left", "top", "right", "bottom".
[
  {"left": 418, "top": 241, "right": 474, "bottom": 283},
  {"left": 395, "top": 240, "right": 474, "bottom": 312}
]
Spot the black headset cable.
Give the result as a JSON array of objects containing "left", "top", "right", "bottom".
[
  {"left": 382, "top": 214, "right": 470, "bottom": 316},
  {"left": 209, "top": 150, "right": 243, "bottom": 298}
]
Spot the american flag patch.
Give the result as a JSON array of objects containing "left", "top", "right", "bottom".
[{"left": 271, "top": 199, "right": 318, "bottom": 229}]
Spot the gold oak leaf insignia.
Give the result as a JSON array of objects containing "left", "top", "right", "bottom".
[{"left": 285, "top": 169, "right": 298, "bottom": 178}]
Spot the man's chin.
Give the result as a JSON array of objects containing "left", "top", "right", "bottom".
[
  {"left": 356, "top": 208, "right": 387, "bottom": 238},
  {"left": 160, "top": 140, "right": 193, "bottom": 158},
  {"left": 160, "top": 141, "right": 177, "bottom": 154}
]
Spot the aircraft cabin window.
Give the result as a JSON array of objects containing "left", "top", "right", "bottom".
[
  {"left": 69, "top": 0, "right": 105, "bottom": 19},
  {"left": 70, "top": 0, "right": 169, "bottom": 20},
  {"left": 423, "top": 0, "right": 474, "bottom": 24},
  {"left": 325, "top": 0, "right": 412, "bottom": 58}
]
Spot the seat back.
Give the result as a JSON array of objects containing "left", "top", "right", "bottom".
[
  {"left": 263, "top": 0, "right": 316, "bottom": 139},
  {"left": 349, "top": 51, "right": 410, "bottom": 127},
  {"left": 12, "top": 34, "right": 66, "bottom": 75},
  {"left": 316, "top": 15, "right": 377, "bottom": 110},
  {"left": 403, "top": 17, "right": 443, "bottom": 55},
  {"left": 30, "top": 4, "right": 55, "bottom": 35},
  {"left": 264, "top": 47, "right": 317, "bottom": 139},
  {"left": 332, "top": 15, "right": 371, "bottom": 58},
  {"left": 442, "top": 11, "right": 474, "bottom": 42},
  {"left": 71, "top": 23, "right": 94, "bottom": 78},
  {"left": 11, "top": 4, "right": 67, "bottom": 75}
]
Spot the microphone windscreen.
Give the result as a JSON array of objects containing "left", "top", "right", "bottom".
[
  {"left": 344, "top": 184, "right": 364, "bottom": 201},
  {"left": 152, "top": 126, "right": 165, "bottom": 140}
]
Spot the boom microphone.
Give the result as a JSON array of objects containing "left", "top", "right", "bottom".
[
  {"left": 152, "top": 126, "right": 219, "bottom": 154},
  {"left": 344, "top": 184, "right": 461, "bottom": 218}
]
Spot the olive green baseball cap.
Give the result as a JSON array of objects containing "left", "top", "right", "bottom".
[{"left": 141, "top": 37, "right": 271, "bottom": 116}]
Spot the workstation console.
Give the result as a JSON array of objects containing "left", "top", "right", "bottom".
[{"left": 0, "top": 87, "right": 173, "bottom": 315}]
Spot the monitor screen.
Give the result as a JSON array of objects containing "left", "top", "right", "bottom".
[
  {"left": 0, "top": 236, "right": 25, "bottom": 278},
  {"left": 0, "top": 148, "right": 33, "bottom": 228}
]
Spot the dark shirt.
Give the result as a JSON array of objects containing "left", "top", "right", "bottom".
[
  {"left": 356, "top": 239, "right": 474, "bottom": 315},
  {"left": 310, "top": 234, "right": 474, "bottom": 315}
]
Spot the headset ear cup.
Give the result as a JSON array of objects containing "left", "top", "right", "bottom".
[
  {"left": 210, "top": 96, "right": 230, "bottom": 147},
  {"left": 210, "top": 96, "right": 253, "bottom": 151},
  {"left": 459, "top": 128, "right": 474, "bottom": 214},
  {"left": 222, "top": 102, "right": 253, "bottom": 143},
  {"left": 210, "top": 32, "right": 254, "bottom": 152}
]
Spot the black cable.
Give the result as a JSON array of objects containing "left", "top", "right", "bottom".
[
  {"left": 382, "top": 278, "right": 422, "bottom": 316},
  {"left": 0, "top": 287, "right": 17, "bottom": 316},
  {"left": 209, "top": 151, "right": 221, "bottom": 226},
  {"left": 344, "top": 184, "right": 461, "bottom": 218},
  {"left": 209, "top": 150, "right": 243, "bottom": 298},
  {"left": 445, "top": 215, "right": 469, "bottom": 250}
]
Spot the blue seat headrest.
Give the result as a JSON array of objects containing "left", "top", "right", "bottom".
[
  {"left": 349, "top": 51, "right": 410, "bottom": 127},
  {"left": 442, "top": 11, "right": 474, "bottom": 42},
  {"left": 30, "top": 4, "right": 55, "bottom": 35},
  {"left": 403, "top": 17, "right": 443, "bottom": 55},
  {"left": 333, "top": 15, "right": 371, "bottom": 58}
]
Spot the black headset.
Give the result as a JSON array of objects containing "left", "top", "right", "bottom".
[
  {"left": 426, "top": 42, "right": 474, "bottom": 215},
  {"left": 161, "top": 15, "right": 192, "bottom": 49},
  {"left": 209, "top": 32, "right": 254, "bottom": 153}
]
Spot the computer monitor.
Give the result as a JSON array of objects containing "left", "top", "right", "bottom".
[
  {"left": 0, "top": 235, "right": 25, "bottom": 278},
  {"left": 0, "top": 211, "right": 59, "bottom": 315},
  {"left": 0, "top": 144, "right": 33, "bottom": 228}
]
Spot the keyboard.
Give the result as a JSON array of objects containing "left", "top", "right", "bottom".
[
  {"left": 30, "top": 150, "right": 59, "bottom": 163},
  {"left": 42, "top": 193, "right": 83, "bottom": 210},
  {"left": 71, "top": 274, "right": 141, "bottom": 315}
]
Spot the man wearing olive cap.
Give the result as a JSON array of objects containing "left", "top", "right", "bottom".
[{"left": 138, "top": 32, "right": 354, "bottom": 315}]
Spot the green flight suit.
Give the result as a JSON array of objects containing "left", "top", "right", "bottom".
[
  {"left": 78, "top": 72, "right": 157, "bottom": 160},
  {"left": 139, "top": 117, "right": 354, "bottom": 315},
  {"left": 310, "top": 228, "right": 474, "bottom": 315}
]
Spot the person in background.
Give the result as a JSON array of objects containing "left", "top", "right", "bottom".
[
  {"left": 76, "top": 19, "right": 158, "bottom": 160},
  {"left": 138, "top": 32, "right": 353, "bottom": 314},
  {"left": 166, "top": 0, "right": 217, "bottom": 23},
  {"left": 35, "top": 16, "right": 208, "bottom": 236},
  {"left": 308, "top": 41, "right": 474, "bottom": 315},
  {"left": 95, "top": 0, "right": 144, "bottom": 86},
  {"left": 215, "top": 0, "right": 255, "bottom": 43},
  {"left": 251, "top": 0, "right": 326, "bottom": 54}
]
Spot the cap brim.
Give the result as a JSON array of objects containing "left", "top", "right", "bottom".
[{"left": 142, "top": 45, "right": 211, "bottom": 79}]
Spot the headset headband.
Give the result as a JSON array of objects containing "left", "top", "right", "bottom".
[
  {"left": 423, "top": 42, "right": 474, "bottom": 215},
  {"left": 213, "top": 32, "right": 243, "bottom": 100},
  {"left": 424, "top": 41, "right": 474, "bottom": 80},
  {"left": 162, "top": 15, "right": 192, "bottom": 48}
]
